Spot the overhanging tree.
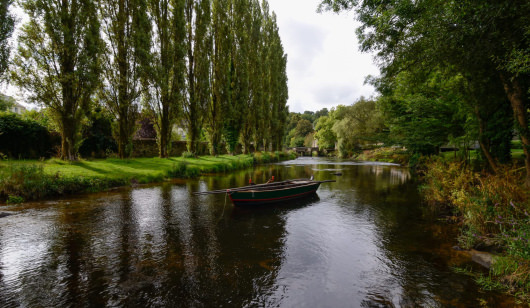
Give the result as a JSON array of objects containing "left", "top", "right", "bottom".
[
  {"left": 0, "top": 0, "right": 14, "bottom": 78},
  {"left": 319, "top": 0, "right": 530, "bottom": 186}
]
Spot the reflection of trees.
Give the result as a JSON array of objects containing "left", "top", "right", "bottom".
[{"left": 0, "top": 160, "right": 513, "bottom": 306}]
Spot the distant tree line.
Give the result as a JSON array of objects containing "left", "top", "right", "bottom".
[{"left": 0, "top": 0, "right": 288, "bottom": 160}]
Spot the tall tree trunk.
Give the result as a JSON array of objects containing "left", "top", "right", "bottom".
[
  {"left": 474, "top": 105, "right": 498, "bottom": 173},
  {"left": 61, "top": 113, "right": 77, "bottom": 160},
  {"left": 501, "top": 74, "right": 530, "bottom": 187},
  {"left": 117, "top": 0, "right": 128, "bottom": 159},
  {"left": 118, "top": 107, "right": 128, "bottom": 158},
  {"left": 159, "top": 105, "right": 170, "bottom": 158}
]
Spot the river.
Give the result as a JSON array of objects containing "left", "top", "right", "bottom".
[{"left": 0, "top": 157, "right": 519, "bottom": 307}]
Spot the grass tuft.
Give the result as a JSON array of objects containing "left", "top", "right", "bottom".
[{"left": 421, "top": 157, "right": 530, "bottom": 298}]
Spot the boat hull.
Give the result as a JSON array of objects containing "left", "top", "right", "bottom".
[{"left": 228, "top": 182, "right": 321, "bottom": 206}]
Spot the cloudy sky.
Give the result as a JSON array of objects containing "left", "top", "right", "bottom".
[{"left": 268, "top": 0, "right": 379, "bottom": 113}]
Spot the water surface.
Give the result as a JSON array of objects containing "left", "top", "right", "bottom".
[{"left": 0, "top": 157, "right": 518, "bottom": 307}]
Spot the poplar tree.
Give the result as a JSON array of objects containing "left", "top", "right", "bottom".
[
  {"left": 146, "top": 0, "right": 186, "bottom": 158},
  {"left": 224, "top": 0, "right": 250, "bottom": 155},
  {"left": 240, "top": 0, "right": 262, "bottom": 153},
  {"left": 253, "top": 0, "right": 271, "bottom": 151},
  {"left": 184, "top": 0, "right": 211, "bottom": 155},
  {"left": 0, "top": 0, "right": 15, "bottom": 78},
  {"left": 100, "top": 0, "right": 151, "bottom": 158},
  {"left": 267, "top": 13, "right": 288, "bottom": 151},
  {"left": 12, "top": 0, "right": 102, "bottom": 160},
  {"left": 208, "top": 0, "right": 231, "bottom": 155}
]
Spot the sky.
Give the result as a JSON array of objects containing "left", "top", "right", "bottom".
[{"left": 268, "top": 0, "right": 379, "bottom": 113}]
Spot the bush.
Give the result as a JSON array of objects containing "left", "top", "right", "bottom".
[
  {"left": 421, "top": 158, "right": 530, "bottom": 295},
  {"left": 0, "top": 113, "right": 58, "bottom": 158},
  {"left": 79, "top": 108, "right": 117, "bottom": 158},
  {"left": 181, "top": 151, "right": 195, "bottom": 158},
  {"left": 166, "top": 162, "right": 200, "bottom": 178},
  {"left": 7, "top": 195, "right": 24, "bottom": 204}
]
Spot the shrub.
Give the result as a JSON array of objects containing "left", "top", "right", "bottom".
[
  {"left": 78, "top": 110, "right": 117, "bottom": 158},
  {"left": 0, "top": 113, "right": 58, "bottom": 158},
  {"left": 7, "top": 195, "right": 24, "bottom": 204},
  {"left": 181, "top": 151, "right": 195, "bottom": 158},
  {"left": 166, "top": 162, "right": 200, "bottom": 179},
  {"left": 421, "top": 158, "right": 530, "bottom": 296}
]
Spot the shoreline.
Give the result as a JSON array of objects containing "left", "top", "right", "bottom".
[{"left": 0, "top": 151, "right": 296, "bottom": 204}]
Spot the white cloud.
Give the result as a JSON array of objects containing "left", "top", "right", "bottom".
[{"left": 268, "top": 0, "right": 379, "bottom": 113}]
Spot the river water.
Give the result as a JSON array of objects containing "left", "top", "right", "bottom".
[{"left": 0, "top": 157, "right": 520, "bottom": 307}]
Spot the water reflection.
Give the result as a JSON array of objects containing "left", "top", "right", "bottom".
[{"left": 0, "top": 158, "right": 520, "bottom": 307}]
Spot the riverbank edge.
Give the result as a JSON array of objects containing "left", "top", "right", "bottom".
[
  {"left": 0, "top": 151, "right": 297, "bottom": 204},
  {"left": 349, "top": 147, "right": 529, "bottom": 301},
  {"left": 418, "top": 157, "right": 530, "bottom": 303}
]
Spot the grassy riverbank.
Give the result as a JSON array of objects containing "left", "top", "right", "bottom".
[
  {"left": 351, "top": 146, "right": 530, "bottom": 300},
  {"left": 0, "top": 151, "right": 296, "bottom": 204},
  {"left": 419, "top": 157, "right": 530, "bottom": 301}
]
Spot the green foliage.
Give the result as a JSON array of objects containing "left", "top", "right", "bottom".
[
  {"left": 0, "top": 94, "right": 15, "bottom": 111},
  {"left": 20, "top": 108, "right": 53, "bottom": 130},
  {"left": 332, "top": 98, "right": 386, "bottom": 157},
  {"left": 0, "top": 0, "right": 14, "bottom": 78},
  {"left": 100, "top": 0, "right": 150, "bottom": 159},
  {"left": 144, "top": 0, "right": 187, "bottom": 158},
  {"left": 78, "top": 107, "right": 117, "bottom": 158},
  {"left": 184, "top": 0, "right": 212, "bottom": 154},
  {"left": 289, "top": 136, "right": 305, "bottom": 148},
  {"left": 6, "top": 195, "right": 24, "bottom": 204},
  {"left": 378, "top": 71, "right": 467, "bottom": 155},
  {"left": 0, "top": 113, "right": 57, "bottom": 158},
  {"left": 321, "top": 0, "right": 530, "bottom": 182},
  {"left": 181, "top": 151, "right": 195, "bottom": 158},
  {"left": 420, "top": 158, "right": 530, "bottom": 296},
  {"left": 0, "top": 153, "right": 293, "bottom": 202},
  {"left": 294, "top": 119, "right": 313, "bottom": 137},
  {"left": 286, "top": 118, "right": 314, "bottom": 147},
  {"left": 166, "top": 162, "right": 199, "bottom": 178},
  {"left": 12, "top": 0, "right": 102, "bottom": 160},
  {"left": 314, "top": 115, "right": 337, "bottom": 150}
]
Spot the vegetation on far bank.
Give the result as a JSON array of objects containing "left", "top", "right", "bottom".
[{"left": 0, "top": 151, "right": 296, "bottom": 204}]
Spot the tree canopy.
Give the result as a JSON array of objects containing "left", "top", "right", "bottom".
[
  {"left": 0, "top": 0, "right": 14, "bottom": 78},
  {"left": 320, "top": 0, "right": 530, "bottom": 185},
  {"left": 6, "top": 0, "right": 289, "bottom": 160}
]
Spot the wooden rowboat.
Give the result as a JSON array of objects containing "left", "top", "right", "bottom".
[{"left": 194, "top": 179, "right": 335, "bottom": 206}]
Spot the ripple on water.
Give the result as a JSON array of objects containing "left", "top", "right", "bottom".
[{"left": 0, "top": 161, "right": 521, "bottom": 307}]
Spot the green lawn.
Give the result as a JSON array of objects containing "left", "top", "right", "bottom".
[{"left": 0, "top": 155, "right": 255, "bottom": 181}]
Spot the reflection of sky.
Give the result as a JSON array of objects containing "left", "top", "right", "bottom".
[
  {"left": 277, "top": 157, "right": 401, "bottom": 166},
  {"left": 267, "top": 189, "right": 401, "bottom": 307},
  {"left": 0, "top": 209, "right": 56, "bottom": 301},
  {"left": 131, "top": 187, "right": 165, "bottom": 256},
  {"left": 0, "top": 160, "right": 511, "bottom": 307}
]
